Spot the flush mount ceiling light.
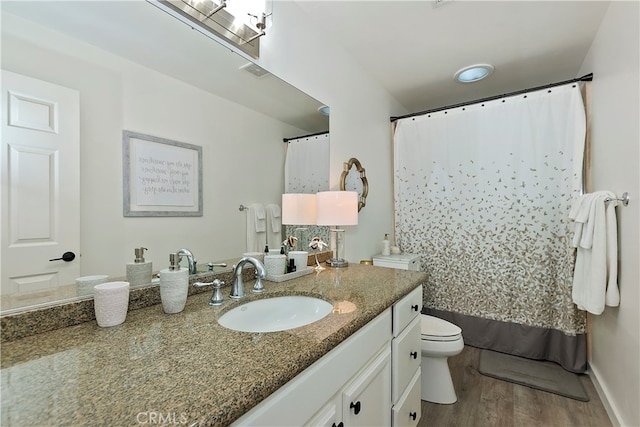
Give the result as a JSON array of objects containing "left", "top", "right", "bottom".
[
  {"left": 318, "top": 105, "right": 330, "bottom": 116},
  {"left": 454, "top": 64, "right": 494, "bottom": 83}
]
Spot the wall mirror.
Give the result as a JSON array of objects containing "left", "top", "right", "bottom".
[
  {"left": 0, "top": 1, "right": 328, "bottom": 313},
  {"left": 340, "top": 158, "right": 368, "bottom": 212}
]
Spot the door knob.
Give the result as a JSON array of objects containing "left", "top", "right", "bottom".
[{"left": 49, "top": 251, "right": 76, "bottom": 262}]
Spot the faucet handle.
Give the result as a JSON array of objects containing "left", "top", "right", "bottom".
[
  {"left": 193, "top": 279, "right": 225, "bottom": 306},
  {"left": 207, "top": 262, "right": 227, "bottom": 271},
  {"left": 252, "top": 277, "right": 265, "bottom": 294},
  {"left": 193, "top": 281, "right": 212, "bottom": 288}
]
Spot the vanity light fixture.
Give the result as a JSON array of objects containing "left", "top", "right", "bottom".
[
  {"left": 454, "top": 64, "right": 494, "bottom": 83},
  {"left": 150, "top": 0, "right": 265, "bottom": 59},
  {"left": 316, "top": 191, "right": 358, "bottom": 268},
  {"left": 201, "top": 0, "right": 226, "bottom": 19}
]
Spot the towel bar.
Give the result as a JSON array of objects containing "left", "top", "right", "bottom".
[
  {"left": 239, "top": 204, "right": 248, "bottom": 211},
  {"left": 604, "top": 192, "right": 629, "bottom": 206}
]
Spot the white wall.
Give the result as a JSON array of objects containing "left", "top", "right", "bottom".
[
  {"left": 261, "top": 2, "right": 640, "bottom": 425},
  {"left": 259, "top": 1, "right": 408, "bottom": 262},
  {"left": 578, "top": 2, "right": 640, "bottom": 426},
  {"left": 1, "top": 13, "right": 305, "bottom": 278}
]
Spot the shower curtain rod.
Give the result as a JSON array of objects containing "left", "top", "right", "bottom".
[
  {"left": 283, "top": 130, "right": 329, "bottom": 143},
  {"left": 390, "top": 73, "right": 593, "bottom": 122}
]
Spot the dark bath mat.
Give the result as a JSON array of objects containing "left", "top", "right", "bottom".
[{"left": 478, "top": 349, "right": 589, "bottom": 402}]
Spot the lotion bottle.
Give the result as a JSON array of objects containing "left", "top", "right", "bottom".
[
  {"left": 159, "top": 253, "right": 189, "bottom": 314},
  {"left": 126, "top": 247, "right": 152, "bottom": 287},
  {"left": 382, "top": 234, "right": 391, "bottom": 256}
]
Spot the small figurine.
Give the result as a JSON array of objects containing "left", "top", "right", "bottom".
[{"left": 309, "top": 236, "right": 328, "bottom": 270}]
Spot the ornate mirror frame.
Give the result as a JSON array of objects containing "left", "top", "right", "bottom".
[{"left": 340, "top": 157, "right": 368, "bottom": 212}]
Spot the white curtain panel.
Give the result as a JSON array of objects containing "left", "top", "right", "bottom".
[
  {"left": 393, "top": 83, "right": 587, "bottom": 334},
  {"left": 284, "top": 133, "right": 330, "bottom": 247},
  {"left": 285, "top": 133, "right": 330, "bottom": 194}
]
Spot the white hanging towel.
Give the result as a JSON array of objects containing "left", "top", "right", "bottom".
[
  {"left": 246, "top": 203, "right": 267, "bottom": 252},
  {"left": 266, "top": 204, "right": 282, "bottom": 249},
  {"left": 570, "top": 191, "right": 620, "bottom": 314},
  {"left": 254, "top": 204, "right": 266, "bottom": 232}
]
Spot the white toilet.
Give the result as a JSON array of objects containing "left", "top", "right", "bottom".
[{"left": 420, "top": 314, "right": 464, "bottom": 404}]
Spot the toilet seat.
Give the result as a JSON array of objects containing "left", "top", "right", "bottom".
[{"left": 421, "top": 315, "right": 462, "bottom": 342}]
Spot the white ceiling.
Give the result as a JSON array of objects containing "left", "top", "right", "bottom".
[
  {"left": 2, "top": 1, "right": 611, "bottom": 127},
  {"left": 294, "top": 0, "right": 610, "bottom": 115}
]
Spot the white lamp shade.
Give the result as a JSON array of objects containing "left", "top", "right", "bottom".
[
  {"left": 316, "top": 191, "right": 358, "bottom": 226},
  {"left": 282, "top": 193, "right": 317, "bottom": 225}
]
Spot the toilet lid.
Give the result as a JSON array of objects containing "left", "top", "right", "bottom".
[{"left": 421, "top": 315, "right": 462, "bottom": 340}]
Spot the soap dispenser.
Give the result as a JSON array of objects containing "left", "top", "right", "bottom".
[
  {"left": 159, "top": 252, "right": 189, "bottom": 314},
  {"left": 126, "top": 247, "right": 152, "bottom": 287}
]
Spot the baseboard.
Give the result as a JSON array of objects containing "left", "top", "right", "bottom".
[{"left": 588, "top": 364, "right": 621, "bottom": 427}]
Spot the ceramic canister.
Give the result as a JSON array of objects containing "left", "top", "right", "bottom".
[
  {"left": 264, "top": 254, "right": 286, "bottom": 276},
  {"left": 93, "top": 281, "right": 130, "bottom": 327}
]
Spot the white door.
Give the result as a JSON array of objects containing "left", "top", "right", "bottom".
[{"left": 1, "top": 70, "right": 80, "bottom": 305}]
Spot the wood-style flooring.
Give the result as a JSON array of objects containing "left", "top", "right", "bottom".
[{"left": 418, "top": 346, "right": 612, "bottom": 427}]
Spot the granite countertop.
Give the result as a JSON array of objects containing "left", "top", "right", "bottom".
[{"left": 1, "top": 264, "right": 427, "bottom": 427}]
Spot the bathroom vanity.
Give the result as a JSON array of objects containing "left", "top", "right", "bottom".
[{"left": 0, "top": 264, "right": 426, "bottom": 426}]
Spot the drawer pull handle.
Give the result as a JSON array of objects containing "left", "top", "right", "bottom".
[
  {"left": 332, "top": 423, "right": 344, "bottom": 427},
  {"left": 410, "top": 411, "right": 417, "bottom": 421},
  {"left": 350, "top": 401, "right": 361, "bottom": 415},
  {"left": 410, "top": 351, "right": 418, "bottom": 359},
  {"left": 411, "top": 304, "right": 419, "bottom": 312}
]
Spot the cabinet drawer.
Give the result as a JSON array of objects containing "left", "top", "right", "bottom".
[
  {"left": 393, "top": 286, "right": 422, "bottom": 337},
  {"left": 392, "top": 316, "right": 421, "bottom": 402},
  {"left": 392, "top": 369, "right": 421, "bottom": 427}
]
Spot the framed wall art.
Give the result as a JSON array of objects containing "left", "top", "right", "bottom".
[{"left": 123, "top": 130, "right": 202, "bottom": 217}]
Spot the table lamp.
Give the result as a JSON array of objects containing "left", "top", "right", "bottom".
[
  {"left": 315, "top": 191, "right": 358, "bottom": 267},
  {"left": 282, "top": 193, "right": 317, "bottom": 251}
]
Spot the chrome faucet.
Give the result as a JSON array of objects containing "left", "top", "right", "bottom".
[
  {"left": 231, "top": 256, "right": 267, "bottom": 299},
  {"left": 177, "top": 248, "right": 197, "bottom": 275}
]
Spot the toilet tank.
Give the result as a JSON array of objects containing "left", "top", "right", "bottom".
[{"left": 372, "top": 253, "right": 421, "bottom": 271}]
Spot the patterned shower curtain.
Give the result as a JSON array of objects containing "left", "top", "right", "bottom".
[{"left": 393, "top": 83, "right": 588, "bottom": 371}]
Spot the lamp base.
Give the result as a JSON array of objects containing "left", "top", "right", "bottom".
[{"left": 326, "top": 258, "right": 349, "bottom": 268}]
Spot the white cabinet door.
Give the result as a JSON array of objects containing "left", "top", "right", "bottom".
[
  {"left": 306, "top": 395, "right": 340, "bottom": 427},
  {"left": 342, "top": 346, "right": 392, "bottom": 427},
  {"left": 1, "top": 70, "right": 80, "bottom": 301}
]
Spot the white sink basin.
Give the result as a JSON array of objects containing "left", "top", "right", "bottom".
[{"left": 218, "top": 296, "right": 333, "bottom": 333}]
